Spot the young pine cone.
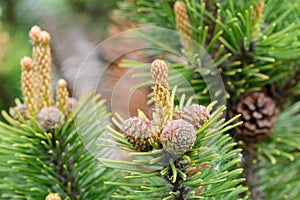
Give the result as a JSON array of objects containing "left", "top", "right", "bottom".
[
  {"left": 173, "top": 104, "right": 210, "bottom": 129},
  {"left": 232, "top": 92, "right": 278, "bottom": 143},
  {"left": 9, "top": 104, "right": 28, "bottom": 121},
  {"left": 160, "top": 119, "right": 196, "bottom": 157},
  {"left": 37, "top": 106, "right": 65, "bottom": 132},
  {"left": 121, "top": 117, "right": 153, "bottom": 152}
]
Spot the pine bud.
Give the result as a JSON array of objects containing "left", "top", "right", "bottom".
[
  {"left": 45, "top": 193, "right": 61, "bottom": 200},
  {"left": 29, "top": 26, "right": 53, "bottom": 109},
  {"left": 56, "top": 79, "right": 69, "bottom": 115},
  {"left": 151, "top": 59, "right": 169, "bottom": 89},
  {"left": 20, "top": 56, "right": 36, "bottom": 117},
  {"left": 160, "top": 119, "right": 196, "bottom": 157},
  {"left": 122, "top": 117, "right": 152, "bottom": 152},
  {"left": 37, "top": 106, "right": 65, "bottom": 132},
  {"left": 151, "top": 59, "right": 171, "bottom": 127},
  {"left": 252, "top": 1, "right": 265, "bottom": 40},
  {"left": 173, "top": 104, "right": 210, "bottom": 129},
  {"left": 174, "top": 1, "right": 192, "bottom": 51},
  {"left": 38, "top": 30, "right": 51, "bottom": 45},
  {"left": 29, "top": 25, "right": 41, "bottom": 43}
]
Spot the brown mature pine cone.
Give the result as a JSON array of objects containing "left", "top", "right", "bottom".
[{"left": 232, "top": 92, "right": 278, "bottom": 143}]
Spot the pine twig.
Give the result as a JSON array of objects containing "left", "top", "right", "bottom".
[{"left": 242, "top": 144, "right": 263, "bottom": 200}]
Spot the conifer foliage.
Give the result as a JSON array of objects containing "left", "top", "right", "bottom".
[
  {"left": 101, "top": 59, "right": 247, "bottom": 199},
  {"left": 1, "top": 0, "right": 300, "bottom": 199},
  {"left": 0, "top": 26, "right": 116, "bottom": 199},
  {"left": 117, "top": 0, "right": 300, "bottom": 199}
]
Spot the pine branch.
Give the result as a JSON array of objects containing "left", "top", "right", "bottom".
[
  {"left": 101, "top": 60, "right": 247, "bottom": 199},
  {"left": 118, "top": 0, "right": 300, "bottom": 101},
  {"left": 115, "top": 1, "right": 300, "bottom": 199},
  {"left": 0, "top": 25, "right": 118, "bottom": 199},
  {"left": 246, "top": 102, "right": 300, "bottom": 199},
  {"left": 241, "top": 145, "right": 263, "bottom": 200},
  {"left": 0, "top": 92, "right": 117, "bottom": 199}
]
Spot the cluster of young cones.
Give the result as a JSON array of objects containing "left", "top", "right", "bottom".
[
  {"left": 121, "top": 59, "right": 210, "bottom": 159},
  {"left": 10, "top": 26, "right": 76, "bottom": 132}
]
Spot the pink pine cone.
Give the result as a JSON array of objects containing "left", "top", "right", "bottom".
[
  {"left": 122, "top": 117, "right": 152, "bottom": 152},
  {"left": 9, "top": 104, "right": 27, "bottom": 121},
  {"left": 173, "top": 104, "right": 210, "bottom": 129},
  {"left": 160, "top": 119, "right": 196, "bottom": 157},
  {"left": 37, "top": 106, "right": 65, "bottom": 132}
]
